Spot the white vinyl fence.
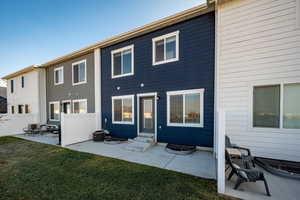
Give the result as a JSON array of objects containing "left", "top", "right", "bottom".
[
  {"left": 0, "top": 114, "right": 39, "bottom": 136},
  {"left": 217, "top": 110, "right": 226, "bottom": 194},
  {"left": 61, "top": 113, "right": 97, "bottom": 147}
]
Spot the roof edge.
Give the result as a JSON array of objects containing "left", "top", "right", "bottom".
[
  {"left": 2, "top": 65, "right": 41, "bottom": 80},
  {"left": 42, "top": 3, "right": 214, "bottom": 67}
]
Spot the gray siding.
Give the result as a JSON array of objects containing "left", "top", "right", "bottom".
[{"left": 46, "top": 52, "right": 95, "bottom": 123}]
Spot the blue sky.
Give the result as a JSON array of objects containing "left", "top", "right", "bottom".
[{"left": 0, "top": 0, "right": 203, "bottom": 84}]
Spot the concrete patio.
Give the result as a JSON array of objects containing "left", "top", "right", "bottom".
[
  {"left": 225, "top": 166, "right": 300, "bottom": 200},
  {"left": 15, "top": 133, "right": 59, "bottom": 145},
  {"left": 67, "top": 140, "right": 216, "bottom": 179}
]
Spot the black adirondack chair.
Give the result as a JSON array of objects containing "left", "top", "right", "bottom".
[
  {"left": 226, "top": 149, "right": 271, "bottom": 196},
  {"left": 226, "top": 135, "right": 255, "bottom": 168}
]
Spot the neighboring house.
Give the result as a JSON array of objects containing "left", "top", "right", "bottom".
[
  {"left": 0, "top": 87, "right": 7, "bottom": 113},
  {"left": 0, "top": 87, "right": 6, "bottom": 98},
  {"left": 2, "top": 65, "right": 47, "bottom": 123},
  {"left": 100, "top": 10, "right": 215, "bottom": 147},
  {"left": 215, "top": 0, "right": 300, "bottom": 162},
  {"left": 44, "top": 53, "right": 95, "bottom": 124}
]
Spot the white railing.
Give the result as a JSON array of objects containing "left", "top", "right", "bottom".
[
  {"left": 0, "top": 114, "right": 39, "bottom": 137},
  {"left": 217, "top": 110, "right": 226, "bottom": 194},
  {"left": 61, "top": 113, "right": 97, "bottom": 147}
]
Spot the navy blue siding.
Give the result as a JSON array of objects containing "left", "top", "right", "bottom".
[{"left": 101, "top": 12, "right": 215, "bottom": 147}]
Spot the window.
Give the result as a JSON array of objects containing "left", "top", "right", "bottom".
[
  {"left": 167, "top": 89, "right": 204, "bottom": 127},
  {"left": 21, "top": 76, "right": 25, "bottom": 88},
  {"left": 18, "top": 105, "right": 24, "bottom": 114},
  {"left": 54, "top": 67, "right": 64, "bottom": 85},
  {"left": 25, "top": 104, "right": 30, "bottom": 114},
  {"left": 111, "top": 45, "right": 134, "bottom": 78},
  {"left": 152, "top": 31, "right": 179, "bottom": 65},
  {"left": 11, "top": 106, "right": 14, "bottom": 114},
  {"left": 112, "top": 95, "right": 134, "bottom": 124},
  {"left": 252, "top": 83, "right": 300, "bottom": 129},
  {"left": 253, "top": 85, "right": 280, "bottom": 128},
  {"left": 73, "top": 99, "right": 87, "bottom": 114},
  {"left": 49, "top": 101, "right": 60, "bottom": 121},
  {"left": 62, "top": 100, "right": 71, "bottom": 114},
  {"left": 283, "top": 83, "right": 300, "bottom": 129},
  {"left": 10, "top": 80, "right": 14, "bottom": 93},
  {"left": 72, "top": 60, "right": 86, "bottom": 85}
]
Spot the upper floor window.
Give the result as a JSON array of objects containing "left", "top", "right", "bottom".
[
  {"left": 167, "top": 89, "right": 204, "bottom": 128},
  {"left": 54, "top": 66, "right": 64, "bottom": 85},
  {"left": 21, "top": 76, "right": 25, "bottom": 88},
  {"left": 10, "top": 80, "right": 14, "bottom": 93},
  {"left": 112, "top": 95, "right": 134, "bottom": 124},
  {"left": 11, "top": 106, "right": 14, "bottom": 114},
  {"left": 73, "top": 99, "right": 87, "bottom": 114},
  {"left": 111, "top": 45, "right": 134, "bottom": 78},
  {"left": 72, "top": 60, "right": 86, "bottom": 85},
  {"left": 252, "top": 83, "right": 300, "bottom": 129},
  {"left": 152, "top": 31, "right": 179, "bottom": 65}
]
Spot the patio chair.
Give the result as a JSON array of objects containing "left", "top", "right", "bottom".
[
  {"left": 39, "top": 124, "right": 49, "bottom": 135},
  {"left": 23, "top": 124, "right": 40, "bottom": 136},
  {"left": 226, "top": 135, "right": 255, "bottom": 168},
  {"left": 226, "top": 149, "right": 271, "bottom": 196}
]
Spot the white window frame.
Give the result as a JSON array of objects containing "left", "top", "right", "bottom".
[
  {"left": 152, "top": 30, "right": 179, "bottom": 66},
  {"left": 112, "top": 95, "right": 135, "bottom": 125},
  {"left": 111, "top": 45, "right": 134, "bottom": 79},
  {"left": 54, "top": 66, "right": 64, "bottom": 85},
  {"left": 18, "top": 104, "right": 24, "bottom": 114},
  {"left": 249, "top": 80, "right": 300, "bottom": 133},
  {"left": 72, "top": 59, "right": 87, "bottom": 86},
  {"left": 62, "top": 100, "right": 72, "bottom": 114},
  {"left": 167, "top": 88, "right": 204, "bottom": 128},
  {"left": 297, "top": 0, "right": 300, "bottom": 28},
  {"left": 49, "top": 101, "right": 60, "bottom": 121},
  {"left": 72, "top": 99, "right": 88, "bottom": 114}
]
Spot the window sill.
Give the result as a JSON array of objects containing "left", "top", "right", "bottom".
[
  {"left": 112, "top": 72, "right": 134, "bottom": 79},
  {"left": 153, "top": 58, "right": 179, "bottom": 66},
  {"left": 72, "top": 81, "right": 87, "bottom": 86},
  {"left": 167, "top": 123, "right": 203, "bottom": 128},
  {"left": 49, "top": 119, "right": 60, "bottom": 122},
  {"left": 54, "top": 82, "right": 64, "bottom": 86},
  {"left": 249, "top": 127, "right": 300, "bottom": 134},
  {"left": 112, "top": 121, "right": 134, "bottom": 125}
]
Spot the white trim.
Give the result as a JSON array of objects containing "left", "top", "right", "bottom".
[
  {"left": 94, "top": 48, "right": 102, "bottom": 130},
  {"left": 152, "top": 30, "right": 179, "bottom": 66},
  {"left": 166, "top": 89, "right": 204, "bottom": 128},
  {"left": 49, "top": 101, "right": 60, "bottom": 121},
  {"left": 111, "top": 45, "right": 134, "bottom": 79},
  {"left": 62, "top": 100, "right": 72, "bottom": 114},
  {"left": 137, "top": 92, "right": 157, "bottom": 142},
  {"left": 112, "top": 95, "right": 134, "bottom": 125},
  {"left": 72, "top": 99, "right": 88, "bottom": 114},
  {"left": 249, "top": 80, "right": 300, "bottom": 133},
  {"left": 54, "top": 66, "right": 64, "bottom": 85},
  {"left": 297, "top": 0, "right": 300, "bottom": 28},
  {"left": 72, "top": 59, "right": 87, "bottom": 86}
]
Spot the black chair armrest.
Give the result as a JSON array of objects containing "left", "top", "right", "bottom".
[{"left": 232, "top": 146, "right": 251, "bottom": 156}]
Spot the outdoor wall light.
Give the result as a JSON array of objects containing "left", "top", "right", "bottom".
[
  {"left": 116, "top": 86, "right": 120, "bottom": 90},
  {"left": 140, "top": 83, "right": 144, "bottom": 87}
]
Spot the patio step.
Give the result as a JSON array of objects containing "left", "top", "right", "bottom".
[
  {"left": 133, "top": 136, "right": 154, "bottom": 143},
  {"left": 125, "top": 135, "right": 156, "bottom": 152}
]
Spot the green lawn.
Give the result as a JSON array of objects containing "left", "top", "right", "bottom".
[{"left": 0, "top": 137, "right": 232, "bottom": 200}]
